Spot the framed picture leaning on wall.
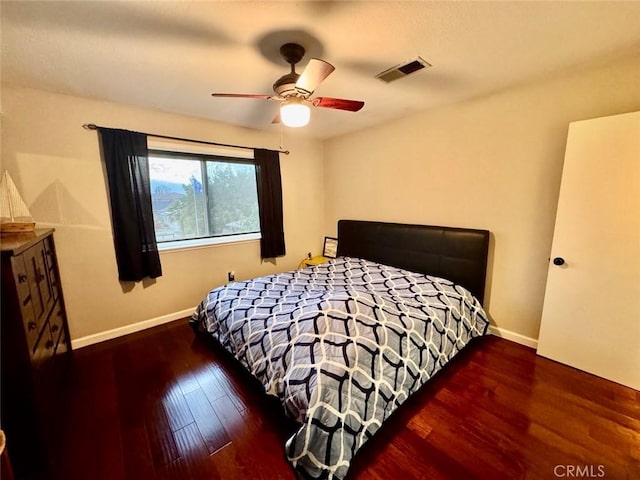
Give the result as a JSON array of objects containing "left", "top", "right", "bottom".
[{"left": 323, "top": 237, "right": 338, "bottom": 258}]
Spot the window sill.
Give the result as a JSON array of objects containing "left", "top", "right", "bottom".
[{"left": 157, "top": 233, "right": 261, "bottom": 253}]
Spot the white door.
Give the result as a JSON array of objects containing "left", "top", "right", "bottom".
[{"left": 537, "top": 111, "right": 640, "bottom": 390}]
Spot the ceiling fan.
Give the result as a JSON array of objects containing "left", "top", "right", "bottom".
[{"left": 211, "top": 43, "right": 364, "bottom": 127}]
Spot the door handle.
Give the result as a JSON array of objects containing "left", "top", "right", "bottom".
[{"left": 553, "top": 257, "right": 565, "bottom": 266}]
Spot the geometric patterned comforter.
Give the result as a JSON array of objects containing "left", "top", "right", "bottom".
[{"left": 190, "top": 256, "right": 489, "bottom": 479}]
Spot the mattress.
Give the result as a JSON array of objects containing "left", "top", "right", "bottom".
[{"left": 191, "top": 256, "right": 489, "bottom": 479}]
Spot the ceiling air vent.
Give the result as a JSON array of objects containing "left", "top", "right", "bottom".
[{"left": 375, "top": 57, "right": 432, "bottom": 83}]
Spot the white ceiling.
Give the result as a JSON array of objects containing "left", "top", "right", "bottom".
[{"left": 2, "top": 1, "right": 640, "bottom": 139}]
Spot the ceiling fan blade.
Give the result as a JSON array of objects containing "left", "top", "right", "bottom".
[
  {"left": 312, "top": 97, "right": 365, "bottom": 112},
  {"left": 295, "top": 59, "right": 335, "bottom": 95},
  {"left": 211, "top": 93, "right": 274, "bottom": 99}
]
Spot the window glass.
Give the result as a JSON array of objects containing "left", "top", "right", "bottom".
[
  {"left": 206, "top": 161, "right": 260, "bottom": 235},
  {"left": 149, "top": 151, "right": 260, "bottom": 245}
]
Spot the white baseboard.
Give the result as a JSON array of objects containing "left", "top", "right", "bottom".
[
  {"left": 489, "top": 325, "right": 538, "bottom": 349},
  {"left": 71, "top": 307, "right": 195, "bottom": 350}
]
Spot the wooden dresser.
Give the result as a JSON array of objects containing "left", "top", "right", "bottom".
[{"left": 1, "top": 228, "right": 72, "bottom": 479}]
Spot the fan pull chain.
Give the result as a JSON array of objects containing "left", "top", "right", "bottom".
[{"left": 279, "top": 122, "right": 285, "bottom": 152}]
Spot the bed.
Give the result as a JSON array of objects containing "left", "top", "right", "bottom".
[{"left": 191, "top": 220, "right": 491, "bottom": 479}]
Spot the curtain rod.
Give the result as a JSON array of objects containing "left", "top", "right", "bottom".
[{"left": 82, "top": 123, "right": 290, "bottom": 155}]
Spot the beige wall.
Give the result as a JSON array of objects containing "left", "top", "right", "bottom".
[
  {"left": 1, "top": 86, "right": 324, "bottom": 341},
  {"left": 323, "top": 55, "right": 640, "bottom": 341}
]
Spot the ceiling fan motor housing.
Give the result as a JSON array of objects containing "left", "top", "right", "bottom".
[
  {"left": 273, "top": 43, "right": 305, "bottom": 97},
  {"left": 273, "top": 72, "right": 301, "bottom": 97}
]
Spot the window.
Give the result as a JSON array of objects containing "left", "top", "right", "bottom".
[{"left": 148, "top": 149, "right": 260, "bottom": 249}]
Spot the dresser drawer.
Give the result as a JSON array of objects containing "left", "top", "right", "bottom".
[
  {"left": 55, "top": 329, "right": 70, "bottom": 355},
  {"left": 22, "top": 246, "right": 46, "bottom": 321},
  {"left": 48, "top": 302, "right": 65, "bottom": 346},
  {"left": 11, "top": 256, "right": 42, "bottom": 351},
  {"left": 21, "top": 303, "right": 40, "bottom": 353},
  {"left": 32, "top": 243, "right": 54, "bottom": 315},
  {"left": 43, "top": 237, "right": 60, "bottom": 301},
  {"left": 43, "top": 237, "right": 55, "bottom": 270},
  {"left": 31, "top": 325, "right": 55, "bottom": 370},
  {"left": 49, "top": 271, "right": 60, "bottom": 302},
  {"left": 10, "top": 255, "right": 31, "bottom": 304}
]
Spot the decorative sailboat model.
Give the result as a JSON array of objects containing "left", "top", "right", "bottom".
[{"left": 0, "top": 171, "right": 35, "bottom": 233}]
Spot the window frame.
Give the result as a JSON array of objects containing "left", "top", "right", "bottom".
[{"left": 148, "top": 146, "right": 261, "bottom": 252}]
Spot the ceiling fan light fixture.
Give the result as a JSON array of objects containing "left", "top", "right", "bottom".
[{"left": 280, "top": 97, "right": 310, "bottom": 127}]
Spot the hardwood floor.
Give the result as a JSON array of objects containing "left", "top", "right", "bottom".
[{"left": 31, "top": 320, "right": 640, "bottom": 480}]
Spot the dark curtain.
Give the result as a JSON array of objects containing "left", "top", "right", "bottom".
[
  {"left": 98, "top": 128, "right": 162, "bottom": 281},
  {"left": 254, "top": 148, "right": 285, "bottom": 258}
]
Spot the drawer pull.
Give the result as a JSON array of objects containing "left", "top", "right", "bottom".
[
  {"left": 51, "top": 325, "right": 59, "bottom": 333},
  {"left": 46, "top": 339, "right": 54, "bottom": 349},
  {"left": 28, "top": 321, "right": 37, "bottom": 331},
  {"left": 38, "top": 273, "right": 45, "bottom": 281},
  {"left": 18, "top": 273, "right": 28, "bottom": 283}
]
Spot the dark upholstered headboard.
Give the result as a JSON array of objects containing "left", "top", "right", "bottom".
[{"left": 337, "top": 220, "right": 490, "bottom": 303}]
